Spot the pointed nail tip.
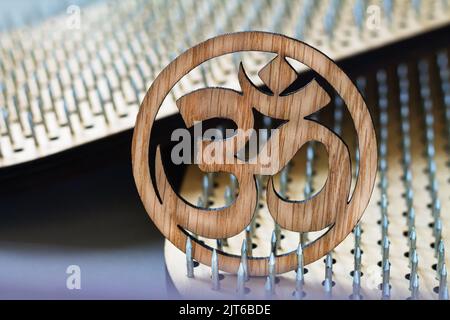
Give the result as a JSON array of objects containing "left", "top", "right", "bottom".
[{"left": 269, "top": 252, "right": 275, "bottom": 262}]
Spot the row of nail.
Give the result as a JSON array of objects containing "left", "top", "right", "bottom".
[
  {"left": 417, "top": 58, "right": 448, "bottom": 300},
  {"left": 397, "top": 63, "right": 420, "bottom": 300},
  {"left": 437, "top": 51, "right": 450, "bottom": 153},
  {"left": 187, "top": 235, "right": 319, "bottom": 299},
  {"left": 435, "top": 51, "right": 450, "bottom": 300},
  {"left": 188, "top": 238, "right": 362, "bottom": 300},
  {"left": 350, "top": 78, "right": 366, "bottom": 300},
  {"left": 376, "top": 69, "right": 392, "bottom": 299}
]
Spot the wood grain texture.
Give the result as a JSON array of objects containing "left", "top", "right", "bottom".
[{"left": 132, "top": 32, "right": 377, "bottom": 276}]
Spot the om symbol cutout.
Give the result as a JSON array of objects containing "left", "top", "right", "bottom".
[{"left": 132, "top": 32, "right": 377, "bottom": 276}]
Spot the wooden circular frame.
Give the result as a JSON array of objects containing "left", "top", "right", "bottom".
[{"left": 132, "top": 32, "right": 377, "bottom": 276}]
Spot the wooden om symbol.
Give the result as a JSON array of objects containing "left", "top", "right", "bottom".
[{"left": 132, "top": 32, "right": 377, "bottom": 276}]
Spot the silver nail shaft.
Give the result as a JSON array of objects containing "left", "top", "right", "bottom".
[
  {"left": 211, "top": 249, "right": 220, "bottom": 290},
  {"left": 186, "top": 237, "right": 194, "bottom": 278}
]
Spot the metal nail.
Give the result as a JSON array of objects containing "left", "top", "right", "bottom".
[
  {"left": 245, "top": 225, "right": 253, "bottom": 257},
  {"left": 409, "top": 250, "right": 418, "bottom": 291},
  {"left": 439, "top": 263, "right": 449, "bottom": 300},
  {"left": 410, "top": 273, "right": 419, "bottom": 300},
  {"left": 351, "top": 270, "right": 362, "bottom": 300},
  {"left": 271, "top": 230, "right": 277, "bottom": 255},
  {"left": 237, "top": 262, "right": 246, "bottom": 297},
  {"left": 437, "top": 240, "right": 445, "bottom": 280},
  {"left": 241, "top": 239, "right": 249, "bottom": 282},
  {"left": 354, "top": 246, "right": 362, "bottom": 274},
  {"left": 265, "top": 276, "right": 273, "bottom": 298},
  {"left": 435, "top": 219, "right": 442, "bottom": 257},
  {"left": 269, "top": 252, "right": 276, "bottom": 290},
  {"left": 186, "top": 237, "right": 194, "bottom": 278},
  {"left": 211, "top": 248, "right": 220, "bottom": 290},
  {"left": 382, "top": 236, "right": 390, "bottom": 267},
  {"left": 381, "top": 259, "right": 390, "bottom": 300}
]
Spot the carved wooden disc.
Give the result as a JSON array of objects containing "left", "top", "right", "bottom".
[{"left": 132, "top": 32, "right": 377, "bottom": 276}]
